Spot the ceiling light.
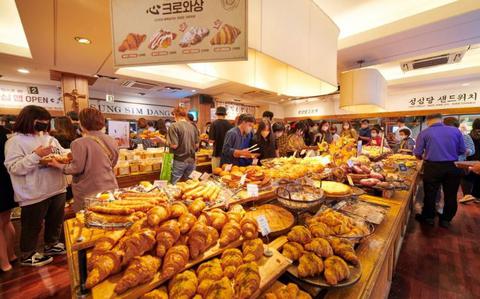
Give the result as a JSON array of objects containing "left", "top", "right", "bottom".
[
  {"left": 191, "top": 89, "right": 196, "bottom": 92},
  {"left": 461, "top": 83, "right": 470, "bottom": 86},
  {"left": 17, "top": 68, "right": 29, "bottom": 74},
  {"left": 74, "top": 36, "right": 91, "bottom": 44}
]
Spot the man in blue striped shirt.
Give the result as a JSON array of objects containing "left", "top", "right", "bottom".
[{"left": 414, "top": 114, "right": 466, "bottom": 228}]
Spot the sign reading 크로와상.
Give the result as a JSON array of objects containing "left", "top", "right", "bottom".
[{"left": 110, "top": 0, "right": 247, "bottom": 67}]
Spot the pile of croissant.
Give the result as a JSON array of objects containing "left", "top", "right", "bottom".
[
  {"left": 282, "top": 225, "right": 359, "bottom": 285},
  {"left": 306, "top": 208, "right": 370, "bottom": 238},
  {"left": 142, "top": 237, "right": 264, "bottom": 299},
  {"left": 174, "top": 180, "right": 222, "bottom": 202},
  {"left": 265, "top": 282, "right": 312, "bottom": 299},
  {"left": 85, "top": 202, "right": 259, "bottom": 295}
]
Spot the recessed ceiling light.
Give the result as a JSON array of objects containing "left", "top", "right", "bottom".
[
  {"left": 462, "top": 83, "right": 470, "bottom": 86},
  {"left": 17, "top": 68, "right": 29, "bottom": 74},
  {"left": 74, "top": 36, "right": 91, "bottom": 44},
  {"left": 191, "top": 89, "right": 196, "bottom": 92}
]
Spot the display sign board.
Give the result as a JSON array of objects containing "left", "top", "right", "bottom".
[
  {"left": 89, "top": 99, "right": 173, "bottom": 117},
  {"left": 107, "top": 120, "right": 131, "bottom": 148},
  {"left": 0, "top": 83, "right": 63, "bottom": 111},
  {"left": 111, "top": 0, "right": 247, "bottom": 67}
]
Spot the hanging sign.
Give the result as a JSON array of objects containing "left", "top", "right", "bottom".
[
  {"left": 111, "top": 0, "right": 248, "bottom": 67},
  {"left": 0, "top": 83, "right": 62, "bottom": 111}
]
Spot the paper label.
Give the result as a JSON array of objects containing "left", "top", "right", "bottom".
[
  {"left": 224, "top": 164, "right": 233, "bottom": 172},
  {"left": 240, "top": 174, "right": 247, "bottom": 185},
  {"left": 347, "top": 160, "right": 354, "bottom": 168},
  {"left": 398, "top": 163, "right": 407, "bottom": 172},
  {"left": 306, "top": 150, "right": 315, "bottom": 157},
  {"left": 304, "top": 177, "right": 315, "bottom": 187},
  {"left": 252, "top": 158, "right": 258, "bottom": 165},
  {"left": 189, "top": 170, "right": 202, "bottom": 180},
  {"left": 292, "top": 150, "right": 297, "bottom": 157},
  {"left": 300, "top": 149, "right": 306, "bottom": 155},
  {"left": 200, "top": 172, "right": 210, "bottom": 181},
  {"left": 247, "top": 184, "right": 259, "bottom": 197},
  {"left": 357, "top": 141, "right": 363, "bottom": 156},
  {"left": 256, "top": 215, "right": 271, "bottom": 236},
  {"left": 373, "top": 164, "right": 382, "bottom": 173},
  {"left": 153, "top": 180, "right": 168, "bottom": 188}
]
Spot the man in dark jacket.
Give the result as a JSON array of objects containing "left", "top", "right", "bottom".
[{"left": 209, "top": 107, "right": 233, "bottom": 169}]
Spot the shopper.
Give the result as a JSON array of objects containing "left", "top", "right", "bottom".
[
  {"left": 49, "top": 108, "right": 119, "bottom": 212},
  {"left": 204, "top": 122, "right": 211, "bottom": 135},
  {"left": 414, "top": 113, "right": 465, "bottom": 228},
  {"left": 251, "top": 120, "right": 277, "bottom": 162},
  {"left": 155, "top": 119, "right": 168, "bottom": 136},
  {"left": 358, "top": 119, "right": 371, "bottom": 145},
  {"left": 367, "top": 127, "right": 383, "bottom": 146},
  {"left": 188, "top": 113, "right": 199, "bottom": 133},
  {"left": 461, "top": 118, "right": 480, "bottom": 203},
  {"left": 137, "top": 118, "right": 148, "bottom": 135},
  {"left": 317, "top": 120, "right": 333, "bottom": 144},
  {"left": 147, "top": 121, "right": 155, "bottom": 132},
  {"left": 262, "top": 111, "right": 274, "bottom": 122},
  {"left": 340, "top": 121, "right": 358, "bottom": 140},
  {"left": 275, "top": 122, "right": 289, "bottom": 157},
  {"left": 50, "top": 116, "right": 77, "bottom": 149},
  {"left": 167, "top": 106, "right": 200, "bottom": 183},
  {"left": 0, "top": 119, "right": 17, "bottom": 271},
  {"left": 330, "top": 125, "right": 340, "bottom": 142},
  {"left": 396, "top": 128, "right": 416, "bottom": 153},
  {"left": 443, "top": 117, "right": 475, "bottom": 161},
  {"left": 307, "top": 121, "right": 319, "bottom": 146},
  {"left": 394, "top": 118, "right": 412, "bottom": 141},
  {"left": 66, "top": 111, "right": 82, "bottom": 138},
  {"left": 286, "top": 121, "right": 308, "bottom": 156},
  {"left": 221, "top": 113, "right": 255, "bottom": 166},
  {"left": 4, "top": 105, "right": 67, "bottom": 266},
  {"left": 209, "top": 107, "right": 233, "bottom": 169},
  {"left": 165, "top": 119, "right": 172, "bottom": 131}
]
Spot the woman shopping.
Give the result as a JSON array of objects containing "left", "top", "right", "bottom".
[
  {"left": 4, "top": 105, "right": 67, "bottom": 267},
  {"left": 250, "top": 120, "right": 277, "bottom": 162},
  {"left": 49, "top": 108, "right": 119, "bottom": 212}
]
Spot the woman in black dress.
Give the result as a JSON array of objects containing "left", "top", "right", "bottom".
[{"left": 0, "top": 120, "right": 17, "bottom": 271}]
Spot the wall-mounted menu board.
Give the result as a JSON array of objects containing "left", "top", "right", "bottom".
[{"left": 111, "top": 0, "right": 247, "bottom": 67}]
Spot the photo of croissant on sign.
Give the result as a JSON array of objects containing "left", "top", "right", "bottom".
[
  {"left": 210, "top": 24, "right": 241, "bottom": 45},
  {"left": 179, "top": 26, "right": 210, "bottom": 48},
  {"left": 118, "top": 33, "right": 147, "bottom": 52},
  {"left": 148, "top": 29, "right": 177, "bottom": 50}
]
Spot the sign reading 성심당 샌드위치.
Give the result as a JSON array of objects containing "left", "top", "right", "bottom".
[{"left": 110, "top": 0, "right": 247, "bottom": 67}]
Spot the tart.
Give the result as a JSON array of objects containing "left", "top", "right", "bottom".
[{"left": 320, "top": 181, "right": 351, "bottom": 196}]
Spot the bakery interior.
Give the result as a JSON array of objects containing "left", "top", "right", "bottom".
[{"left": 0, "top": 0, "right": 480, "bottom": 298}]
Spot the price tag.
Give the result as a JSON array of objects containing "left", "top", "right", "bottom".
[
  {"left": 252, "top": 158, "right": 258, "bottom": 165},
  {"left": 224, "top": 164, "right": 233, "bottom": 172},
  {"left": 240, "top": 174, "right": 247, "bottom": 185},
  {"left": 256, "top": 215, "right": 271, "bottom": 236},
  {"left": 300, "top": 149, "right": 306, "bottom": 155},
  {"left": 398, "top": 163, "right": 407, "bottom": 172},
  {"left": 373, "top": 164, "right": 382, "bottom": 173},
  {"left": 347, "top": 175, "right": 354, "bottom": 186},
  {"left": 357, "top": 140, "right": 362, "bottom": 156},
  {"left": 153, "top": 180, "right": 168, "bottom": 188},
  {"left": 200, "top": 172, "right": 210, "bottom": 181},
  {"left": 347, "top": 160, "right": 354, "bottom": 168},
  {"left": 333, "top": 200, "right": 347, "bottom": 210},
  {"left": 247, "top": 184, "right": 259, "bottom": 197},
  {"left": 292, "top": 150, "right": 297, "bottom": 157},
  {"left": 189, "top": 170, "right": 202, "bottom": 180}
]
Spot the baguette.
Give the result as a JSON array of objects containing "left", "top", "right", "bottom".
[{"left": 88, "top": 205, "right": 134, "bottom": 215}]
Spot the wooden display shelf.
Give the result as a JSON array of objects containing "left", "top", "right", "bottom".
[{"left": 116, "top": 171, "right": 161, "bottom": 188}]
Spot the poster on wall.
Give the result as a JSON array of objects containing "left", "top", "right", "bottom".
[
  {"left": 108, "top": 120, "right": 130, "bottom": 148},
  {"left": 0, "top": 83, "right": 63, "bottom": 111},
  {"left": 215, "top": 100, "right": 256, "bottom": 120},
  {"left": 110, "top": 0, "right": 247, "bottom": 67}
]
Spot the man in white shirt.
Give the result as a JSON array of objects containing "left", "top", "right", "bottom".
[{"left": 394, "top": 118, "right": 412, "bottom": 141}]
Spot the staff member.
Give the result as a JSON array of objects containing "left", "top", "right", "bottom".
[
  {"left": 414, "top": 113, "right": 465, "bottom": 228},
  {"left": 209, "top": 107, "right": 233, "bottom": 169},
  {"left": 221, "top": 114, "right": 255, "bottom": 166},
  {"left": 358, "top": 119, "right": 371, "bottom": 145}
]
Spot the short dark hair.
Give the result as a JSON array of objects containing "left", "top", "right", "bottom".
[
  {"left": 399, "top": 128, "right": 411, "bottom": 136},
  {"left": 79, "top": 107, "right": 105, "bottom": 131},
  {"left": 371, "top": 127, "right": 379, "bottom": 134},
  {"left": 187, "top": 113, "right": 195, "bottom": 121},
  {"left": 426, "top": 113, "right": 442, "bottom": 120},
  {"left": 397, "top": 118, "right": 406, "bottom": 124},
  {"left": 272, "top": 122, "right": 285, "bottom": 133},
  {"left": 443, "top": 116, "right": 459, "bottom": 128},
  {"left": 361, "top": 119, "right": 369, "bottom": 124},
  {"left": 262, "top": 111, "right": 274, "bottom": 120},
  {"left": 66, "top": 111, "right": 79, "bottom": 121},
  {"left": 472, "top": 118, "right": 480, "bottom": 131},
  {"left": 238, "top": 113, "right": 255, "bottom": 124},
  {"left": 13, "top": 105, "right": 51, "bottom": 134},
  {"left": 147, "top": 121, "right": 154, "bottom": 127}
]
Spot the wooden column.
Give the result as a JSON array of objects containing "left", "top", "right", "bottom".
[
  {"left": 189, "top": 95, "right": 213, "bottom": 132},
  {"left": 50, "top": 70, "right": 97, "bottom": 115}
]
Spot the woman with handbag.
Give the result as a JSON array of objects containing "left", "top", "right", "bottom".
[{"left": 49, "top": 108, "right": 119, "bottom": 212}]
